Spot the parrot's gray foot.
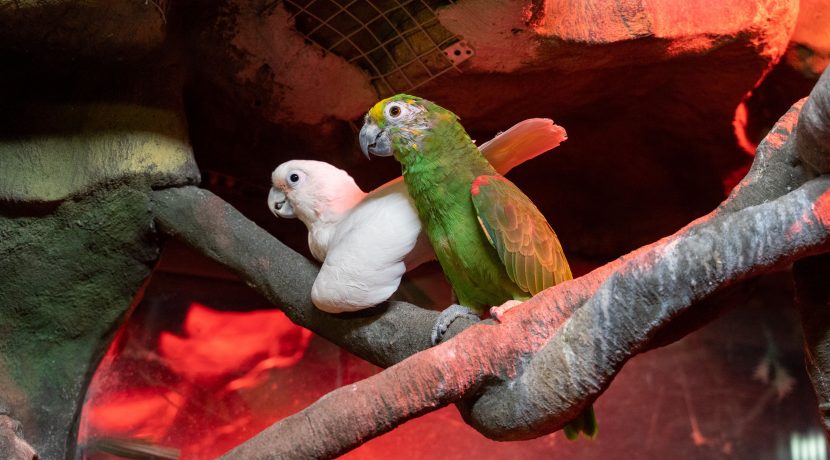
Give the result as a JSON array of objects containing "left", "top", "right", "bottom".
[
  {"left": 489, "top": 300, "right": 523, "bottom": 322},
  {"left": 431, "top": 304, "right": 480, "bottom": 345}
]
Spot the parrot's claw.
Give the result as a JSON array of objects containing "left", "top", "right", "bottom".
[
  {"left": 489, "top": 300, "right": 523, "bottom": 322},
  {"left": 431, "top": 304, "right": 480, "bottom": 346}
]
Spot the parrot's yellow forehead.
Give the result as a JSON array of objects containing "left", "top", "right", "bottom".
[{"left": 368, "top": 97, "right": 393, "bottom": 123}]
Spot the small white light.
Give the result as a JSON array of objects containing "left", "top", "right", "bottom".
[{"left": 790, "top": 431, "right": 827, "bottom": 460}]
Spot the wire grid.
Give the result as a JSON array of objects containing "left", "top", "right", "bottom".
[{"left": 282, "top": 0, "right": 463, "bottom": 97}]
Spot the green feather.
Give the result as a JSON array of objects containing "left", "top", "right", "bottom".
[
  {"left": 379, "top": 94, "right": 597, "bottom": 440},
  {"left": 470, "top": 175, "right": 571, "bottom": 295}
]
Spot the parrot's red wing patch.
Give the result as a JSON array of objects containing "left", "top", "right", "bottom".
[
  {"left": 471, "top": 176, "right": 495, "bottom": 196},
  {"left": 470, "top": 175, "right": 572, "bottom": 294}
]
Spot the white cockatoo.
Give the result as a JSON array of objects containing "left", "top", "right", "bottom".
[{"left": 269, "top": 119, "right": 567, "bottom": 313}]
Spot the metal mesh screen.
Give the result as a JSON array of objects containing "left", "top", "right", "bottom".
[{"left": 282, "top": 0, "right": 473, "bottom": 97}]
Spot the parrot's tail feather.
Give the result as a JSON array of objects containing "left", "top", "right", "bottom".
[
  {"left": 563, "top": 421, "right": 581, "bottom": 440},
  {"left": 582, "top": 404, "right": 599, "bottom": 439},
  {"left": 562, "top": 404, "right": 598, "bottom": 441}
]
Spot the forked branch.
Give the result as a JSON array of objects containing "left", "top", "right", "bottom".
[{"left": 150, "top": 67, "right": 830, "bottom": 459}]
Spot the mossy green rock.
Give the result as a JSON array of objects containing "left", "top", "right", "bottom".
[
  {"left": 0, "top": 102, "right": 199, "bottom": 458},
  {"left": 0, "top": 185, "right": 160, "bottom": 458}
]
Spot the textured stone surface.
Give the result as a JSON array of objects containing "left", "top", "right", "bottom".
[
  {"left": 0, "top": 414, "right": 36, "bottom": 460},
  {"left": 787, "top": 0, "right": 830, "bottom": 77},
  {"left": 228, "top": 3, "right": 377, "bottom": 124},
  {"left": 0, "top": 184, "right": 161, "bottom": 459},
  {"left": 0, "top": 53, "right": 198, "bottom": 457},
  {"left": 0, "top": 103, "right": 199, "bottom": 203},
  {"left": 184, "top": 0, "right": 377, "bottom": 127},
  {"left": 0, "top": 0, "right": 167, "bottom": 63}
]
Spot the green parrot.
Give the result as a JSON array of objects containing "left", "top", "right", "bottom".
[{"left": 359, "top": 94, "right": 597, "bottom": 440}]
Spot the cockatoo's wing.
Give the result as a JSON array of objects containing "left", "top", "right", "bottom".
[
  {"left": 311, "top": 182, "right": 427, "bottom": 312},
  {"left": 470, "top": 175, "right": 572, "bottom": 295},
  {"left": 373, "top": 178, "right": 436, "bottom": 270},
  {"left": 478, "top": 118, "right": 567, "bottom": 175}
]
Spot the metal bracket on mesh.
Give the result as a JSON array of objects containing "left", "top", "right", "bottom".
[
  {"left": 443, "top": 40, "right": 474, "bottom": 65},
  {"left": 282, "top": 0, "right": 472, "bottom": 97}
]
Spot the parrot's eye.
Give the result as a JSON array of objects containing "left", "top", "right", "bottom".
[
  {"left": 388, "top": 105, "right": 401, "bottom": 118},
  {"left": 286, "top": 171, "right": 304, "bottom": 188}
]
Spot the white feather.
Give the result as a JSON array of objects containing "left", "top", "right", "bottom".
[
  {"left": 270, "top": 160, "right": 366, "bottom": 261},
  {"left": 270, "top": 160, "right": 426, "bottom": 313},
  {"left": 312, "top": 180, "right": 424, "bottom": 312}
]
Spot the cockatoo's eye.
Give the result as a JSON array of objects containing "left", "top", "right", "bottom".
[{"left": 286, "top": 170, "right": 304, "bottom": 188}]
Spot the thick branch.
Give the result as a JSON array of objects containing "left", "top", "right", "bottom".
[
  {"left": 796, "top": 67, "right": 830, "bottom": 175},
  {"left": 151, "top": 188, "right": 477, "bottom": 368},
  {"left": 465, "top": 177, "right": 830, "bottom": 438},
  {"left": 149, "top": 95, "right": 810, "bottom": 374},
  {"left": 214, "top": 66, "right": 830, "bottom": 457},
  {"left": 220, "top": 176, "right": 830, "bottom": 458},
  {"left": 460, "top": 84, "right": 825, "bottom": 436}
]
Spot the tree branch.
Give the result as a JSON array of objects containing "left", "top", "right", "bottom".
[
  {"left": 150, "top": 188, "right": 475, "bottom": 369},
  {"left": 152, "top": 68, "right": 830, "bottom": 458},
  {"left": 464, "top": 175, "right": 830, "bottom": 439},
  {"left": 217, "top": 176, "right": 830, "bottom": 458}
]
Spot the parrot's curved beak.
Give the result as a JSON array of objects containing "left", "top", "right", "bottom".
[
  {"left": 359, "top": 121, "right": 392, "bottom": 158},
  {"left": 268, "top": 187, "right": 296, "bottom": 218}
]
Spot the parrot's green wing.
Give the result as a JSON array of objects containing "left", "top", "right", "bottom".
[
  {"left": 471, "top": 175, "right": 598, "bottom": 441},
  {"left": 470, "top": 175, "right": 572, "bottom": 295}
]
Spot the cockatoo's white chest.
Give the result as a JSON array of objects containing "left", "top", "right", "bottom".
[{"left": 307, "top": 220, "right": 339, "bottom": 262}]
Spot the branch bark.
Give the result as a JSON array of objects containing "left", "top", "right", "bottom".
[
  {"left": 150, "top": 188, "right": 472, "bottom": 369},
  {"left": 151, "top": 67, "right": 830, "bottom": 458}
]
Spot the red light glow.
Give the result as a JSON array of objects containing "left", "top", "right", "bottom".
[
  {"left": 159, "top": 303, "right": 311, "bottom": 384},
  {"left": 79, "top": 302, "right": 313, "bottom": 459}
]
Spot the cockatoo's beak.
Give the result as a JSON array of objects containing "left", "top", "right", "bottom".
[
  {"left": 268, "top": 187, "right": 296, "bottom": 218},
  {"left": 359, "top": 120, "right": 392, "bottom": 158}
]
